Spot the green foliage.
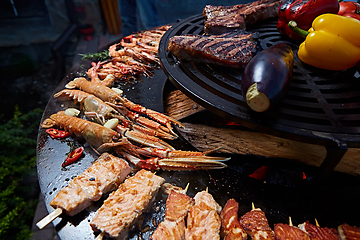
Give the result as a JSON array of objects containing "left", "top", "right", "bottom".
[
  {"left": 79, "top": 50, "right": 110, "bottom": 62},
  {"left": 0, "top": 107, "right": 43, "bottom": 240}
]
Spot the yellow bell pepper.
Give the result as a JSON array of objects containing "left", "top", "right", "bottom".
[{"left": 288, "top": 13, "right": 360, "bottom": 71}]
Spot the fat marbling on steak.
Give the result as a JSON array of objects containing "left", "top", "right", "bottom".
[
  {"left": 167, "top": 31, "right": 259, "bottom": 68},
  {"left": 203, "top": 0, "right": 283, "bottom": 34}
]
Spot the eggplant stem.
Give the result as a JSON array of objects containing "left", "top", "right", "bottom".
[{"left": 288, "top": 21, "right": 309, "bottom": 38}]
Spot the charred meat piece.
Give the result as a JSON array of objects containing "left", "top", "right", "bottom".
[
  {"left": 90, "top": 169, "right": 165, "bottom": 239},
  {"left": 185, "top": 191, "right": 222, "bottom": 239},
  {"left": 298, "top": 221, "right": 340, "bottom": 240},
  {"left": 274, "top": 223, "right": 310, "bottom": 240},
  {"left": 239, "top": 208, "right": 275, "bottom": 240},
  {"left": 220, "top": 198, "right": 248, "bottom": 240},
  {"left": 50, "top": 153, "right": 131, "bottom": 216},
  {"left": 151, "top": 190, "right": 194, "bottom": 240},
  {"left": 203, "top": 0, "right": 283, "bottom": 34},
  {"left": 338, "top": 223, "right": 360, "bottom": 240},
  {"left": 167, "top": 31, "right": 259, "bottom": 69}
]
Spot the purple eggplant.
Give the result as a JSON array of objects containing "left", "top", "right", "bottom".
[{"left": 241, "top": 43, "right": 294, "bottom": 112}]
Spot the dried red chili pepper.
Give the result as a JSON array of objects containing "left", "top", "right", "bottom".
[
  {"left": 62, "top": 147, "right": 84, "bottom": 167},
  {"left": 46, "top": 128, "right": 71, "bottom": 139},
  {"left": 277, "top": 0, "right": 339, "bottom": 41}
]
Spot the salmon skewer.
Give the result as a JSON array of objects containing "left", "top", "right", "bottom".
[
  {"left": 151, "top": 189, "right": 195, "bottom": 240},
  {"left": 90, "top": 169, "right": 165, "bottom": 239},
  {"left": 185, "top": 190, "right": 222, "bottom": 239},
  {"left": 36, "top": 153, "right": 131, "bottom": 229}
]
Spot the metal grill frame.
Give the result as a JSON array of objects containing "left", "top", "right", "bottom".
[{"left": 159, "top": 14, "right": 360, "bottom": 149}]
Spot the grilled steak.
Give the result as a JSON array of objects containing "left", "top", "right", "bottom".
[
  {"left": 167, "top": 31, "right": 259, "bottom": 68},
  {"left": 203, "top": 0, "right": 283, "bottom": 34}
]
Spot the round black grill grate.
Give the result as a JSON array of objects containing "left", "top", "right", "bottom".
[{"left": 159, "top": 14, "right": 360, "bottom": 148}]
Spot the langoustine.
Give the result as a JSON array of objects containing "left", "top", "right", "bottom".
[
  {"left": 54, "top": 89, "right": 177, "bottom": 145},
  {"left": 65, "top": 77, "right": 184, "bottom": 135}
]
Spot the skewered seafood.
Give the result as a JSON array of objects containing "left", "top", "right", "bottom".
[
  {"left": 221, "top": 198, "right": 248, "bottom": 240},
  {"left": 90, "top": 169, "right": 165, "bottom": 239},
  {"left": 36, "top": 153, "right": 131, "bottom": 229},
  {"left": 151, "top": 190, "right": 194, "bottom": 240},
  {"left": 65, "top": 77, "right": 184, "bottom": 135},
  {"left": 239, "top": 206, "right": 275, "bottom": 240},
  {"left": 274, "top": 223, "right": 310, "bottom": 240},
  {"left": 185, "top": 190, "right": 222, "bottom": 239}
]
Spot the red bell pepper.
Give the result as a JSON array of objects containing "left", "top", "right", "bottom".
[
  {"left": 277, "top": 0, "right": 339, "bottom": 41},
  {"left": 62, "top": 147, "right": 84, "bottom": 167},
  {"left": 46, "top": 128, "right": 71, "bottom": 139},
  {"left": 338, "top": 1, "right": 360, "bottom": 20}
]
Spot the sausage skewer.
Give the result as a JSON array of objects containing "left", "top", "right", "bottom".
[{"left": 36, "top": 153, "right": 131, "bottom": 229}]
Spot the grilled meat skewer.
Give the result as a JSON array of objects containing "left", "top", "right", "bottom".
[
  {"left": 239, "top": 206, "right": 275, "bottom": 240},
  {"left": 274, "top": 223, "right": 310, "bottom": 240},
  {"left": 185, "top": 190, "right": 222, "bottom": 239},
  {"left": 151, "top": 190, "right": 194, "bottom": 240},
  {"left": 221, "top": 198, "right": 248, "bottom": 240}
]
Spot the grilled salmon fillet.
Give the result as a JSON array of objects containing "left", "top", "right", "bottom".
[
  {"left": 90, "top": 169, "right": 165, "bottom": 239},
  {"left": 185, "top": 191, "right": 222, "bottom": 239},
  {"left": 50, "top": 153, "right": 131, "bottom": 216}
]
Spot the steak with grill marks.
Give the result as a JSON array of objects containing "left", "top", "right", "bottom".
[
  {"left": 203, "top": 0, "right": 283, "bottom": 34},
  {"left": 167, "top": 31, "right": 259, "bottom": 68}
]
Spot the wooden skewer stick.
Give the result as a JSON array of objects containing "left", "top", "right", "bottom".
[
  {"left": 252, "top": 202, "right": 256, "bottom": 210},
  {"left": 36, "top": 208, "right": 63, "bottom": 229},
  {"left": 95, "top": 232, "right": 104, "bottom": 240},
  {"left": 205, "top": 187, "right": 209, "bottom": 193},
  {"left": 183, "top": 183, "right": 189, "bottom": 194},
  {"left": 289, "top": 216, "right": 293, "bottom": 226},
  {"left": 315, "top": 218, "right": 320, "bottom": 227}
]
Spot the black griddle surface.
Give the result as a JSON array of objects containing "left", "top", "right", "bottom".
[{"left": 37, "top": 26, "right": 360, "bottom": 240}]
